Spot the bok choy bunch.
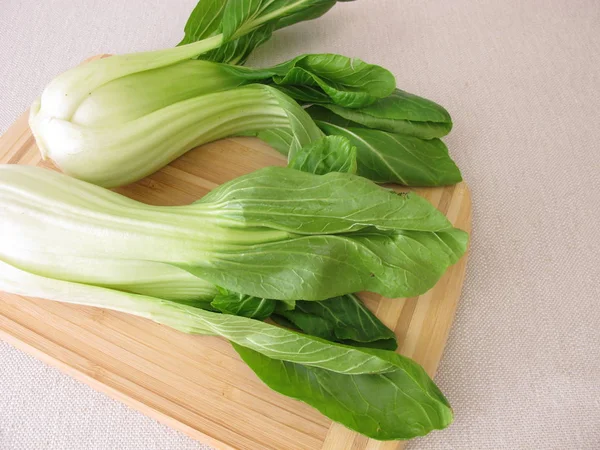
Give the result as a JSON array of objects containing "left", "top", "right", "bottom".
[
  {"left": 0, "top": 161, "right": 465, "bottom": 439},
  {"left": 29, "top": 50, "right": 462, "bottom": 188},
  {"left": 29, "top": 0, "right": 462, "bottom": 189},
  {"left": 0, "top": 258, "right": 453, "bottom": 440},
  {"left": 4, "top": 0, "right": 470, "bottom": 442},
  {"left": 0, "top": 164, "right": 467, "bottom": 301},
  {"left": 27, "top": 0, "right": 385, "bottom": 188},
  {"left": 29, "top": 51, "right": 396, "bottom": 187}
]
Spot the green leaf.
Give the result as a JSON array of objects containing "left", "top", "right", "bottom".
[
  {"left": 197, "top": 167, "right": 455, "bottom": 233},
  {"left": 220, "top": 53, "right": 396, "bottom": 108},
  {"left": 211, "top": 289, "right": 276, "bottom": 320},
  {"left": 190, "top": 227, "right": 468, "bottom": 301},
  {"left": 309, "top": 106, "right": 462, "bottom": 186},
  {"left": 0, "top": 258, "right": 394, "bottom": 373},
  {"left": 178, "top": 0, "right": 275, "bottom": 65},
  {"left": 318, "top": 89, "right": 453, "bottom": 139},
  {"left": 279, "top": 294, "right": 397, "bottom": 350},
  {"left": 267, "top": 54, "right": 396, "bottom": 108},
  {"left": 273, "top": 311, "right": 331, "bottom": 335},
  {"left": 0, "top": 259, "right": 452, "bottom": 440},
  {"left": 234, "top": 343, "right": 452, "bottom": 440},
  {"left": 179, "top": 0, "right": 346, "bottom": 64},
  {"left": 185, "top": 167, "right": 468, "bottom": 300},
  {"left": 288, "top": 135, "right": 357, "bottom": 175},
  {"left": 263, "top": 87, "right": 325, "bottom": 155},
  {"left": 36, "top": 79, "right": 325, "bottom": 187}
]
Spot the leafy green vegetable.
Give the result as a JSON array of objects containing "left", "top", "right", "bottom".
[
  {"left": 225, "top": 53, "right": 396, "bottom": 108},
  {"left": 235, "top": 344, "right": 452, "bottom": 440},
  {"left": 288, "top": 135, "right": 357, "bottom": 174},
  {"left": 178, "top": 0, "right": 347, "bottom": 64},
  {"left": 249, "top": 128, "right": 297, "bottom": 154},
  {"left": 30, "top": 0, "right": 460, "bottom": 191},
  {"left": 211, "top": 289, "right": 276, "bottom": 320},
  {"left": 276, "top": 294, "right": 397, "bottom": 350},
  {"left": 27, "top": 0, "right": 373, "bottom": 188},
  {"left": 0, "top": 258, "right": 452, "bottom": 440},
  {"left": 178, "top": 0, "right": 225, "bottom": 46},
  {"left": 0, "top": 165, "right": 467, "bottom": 301},
  {"left": 0, "top": 250, "right": 217, "bottom": 305},
  {"left": 68, "top": 60, "right": 250, "bottom": 127},
  {"left": 196, "top": 165, "right": 454, "bottom": 233},
  {"left": 31, "top": 47, "right": 395, "bottom": 187},
  {"left": 316, "top": 89, "right": 453, "bottom": 139},
  {"left": 307, "top": 106, "right": 462, "bottom": 185},
  {"left": 48, "top": 53, "right": 392, "bottom": 127}
]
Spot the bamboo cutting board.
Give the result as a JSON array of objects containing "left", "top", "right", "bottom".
[{"left": 0, "top": 56, "right": 472, "bottom": 450}]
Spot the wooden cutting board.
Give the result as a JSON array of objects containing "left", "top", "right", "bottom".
[{"left": 0, "top": 56, "right": 472, "bottom": 450}]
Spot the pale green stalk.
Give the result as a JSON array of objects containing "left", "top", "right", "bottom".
[
  {"left": 70, "top": 59, "right": 248, "bottom": 127},
  {"left": 0, "top": 258, "right": 395, "bottom": 374},
  {"left": 38, "top": 35, "right": 225, "bottom": 121},
  {"left": 31, "top": 84, "right": 315, "bottom": 187},
  {"left": 0, "top": 164, "right": 292, "bottom": 267},
  {"left": 0, "top": 164, "right": 286, "bottom": 302}
]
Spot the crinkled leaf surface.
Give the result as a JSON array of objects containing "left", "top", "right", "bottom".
[
  {"left": 196, "top": 167, "right": 455, "bottom": 233},
  {"left": 288, "top": 135, "right": 357, "bottom": 174},
  {"left": 264, "top": 54, "right": 395, "bottom": 108},
  {"left": 220, "top": 53, "right": 395, "bottom": 108},
  {"left": 188, "top": 227, "right": 468, "bottom": 300}
]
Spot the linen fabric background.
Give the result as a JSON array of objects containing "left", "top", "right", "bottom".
[{"left": 1, "top": 0, "right": 599, "bottom": 449}]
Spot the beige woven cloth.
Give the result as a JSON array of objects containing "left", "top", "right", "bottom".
[{"left": 1, "top": 0, "right": 599, "bottom": 449}]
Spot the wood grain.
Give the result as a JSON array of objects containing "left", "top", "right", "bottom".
[{"left": 0, "top": 55, "right": 472, "bottom": 450}]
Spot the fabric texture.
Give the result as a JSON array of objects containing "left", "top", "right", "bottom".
[{"left": 1, "top": 0, "right": 599, "bottom": 449}]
